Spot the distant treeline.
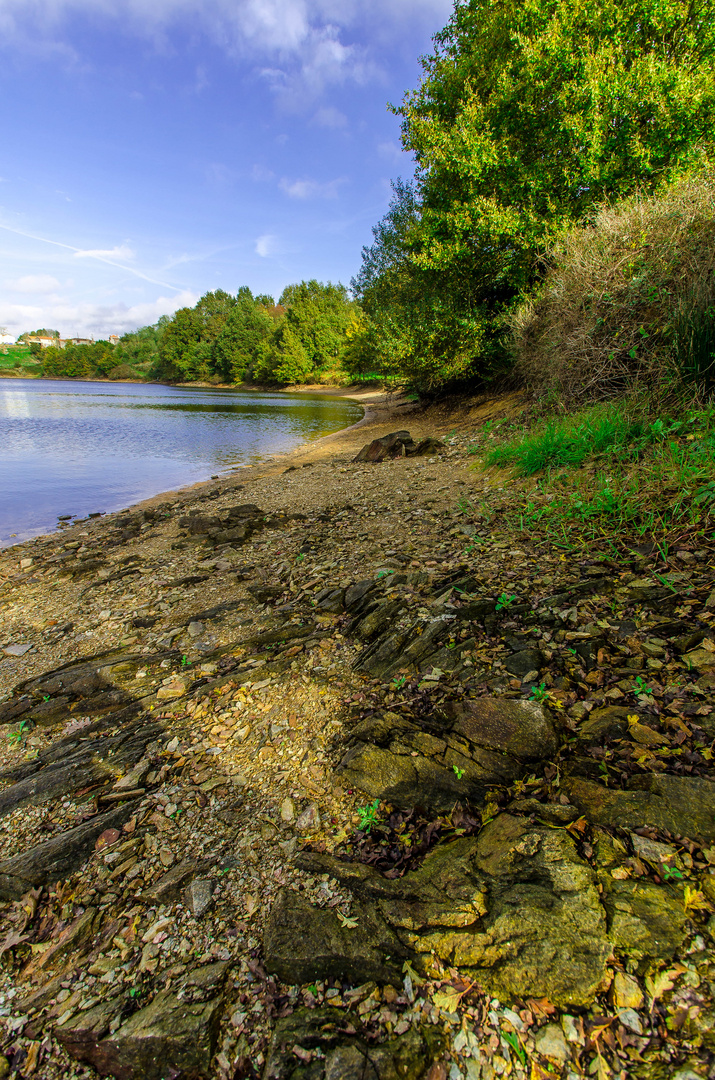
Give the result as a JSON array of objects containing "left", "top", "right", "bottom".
[{"left": 37, "top": 281, "right": 368, "bottom": 386}]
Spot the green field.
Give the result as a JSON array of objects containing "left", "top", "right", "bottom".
[{"left": 0, "top": 344, "right": 43, "bottom": 375}]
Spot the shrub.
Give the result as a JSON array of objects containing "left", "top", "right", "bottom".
[{"left": 511, "top": 170, "right": 715, "bottom": 402}]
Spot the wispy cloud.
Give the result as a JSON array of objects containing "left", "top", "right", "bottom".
[
  {"left": 255, "top": 234, "right": 277, "bottom": 258},
  {"left": 0, "top": 223, "right": 182, "bottom": 291},
  {"left": 0, "top": 0, "right": 452, "bottom": 106},
  {"left": 74, "top": 244, "right": 135, "bottom": 260},
  {"left": 279, "top": 176, "right": 346, "bottom": 199},
  {"left": 313, "top": 105, "right": 347, "bottom": 129}
]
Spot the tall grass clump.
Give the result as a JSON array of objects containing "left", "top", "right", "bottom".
[{"left": 512, "top": 169, "right": 715, "bottom": 402}]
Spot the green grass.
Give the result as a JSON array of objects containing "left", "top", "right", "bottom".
[
  {"left": 0, "top": 344, "right": 41, "bottom": 373},
  {"left": 480, "top": 400, "right": 715, "bottom": 545}
]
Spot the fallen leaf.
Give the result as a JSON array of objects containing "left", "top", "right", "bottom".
[
  {"left": 646, "top": 964, "right": 686, "bottom": 1005},
  {"left": 337, "top": 912, "right": 358, "bottom": 929}
]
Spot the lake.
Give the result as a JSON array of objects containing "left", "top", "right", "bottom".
[{"left": 0, "top": 379, "right": 363, "bottom": 547}]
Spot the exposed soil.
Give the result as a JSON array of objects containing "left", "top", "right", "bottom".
[{"left": 1, "top": 389, "right": 714, "bottom": 1080}]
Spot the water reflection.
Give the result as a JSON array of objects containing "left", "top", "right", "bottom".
[{"left": 0, "top": 379, "right": 363, "bottom": 546}]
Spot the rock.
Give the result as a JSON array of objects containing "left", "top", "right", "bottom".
[
  {"left": 618, "top": 1008, "right": 643, "bottom": 1035},
  {"left": 295, "top": 803, "right": 320, "bottom": 830},
  {"left": 297, "top": 814, "right": 611, "bottom": 1008},
  {"left": 188, "top": 621, "right": 204, "bottom": 638},
  {"left": 142, "top": 859, "right": 211, "bottom": 903},
  {"left": 504, "top": 648, "right": 545, "bottom": 677},
  {"left": 263, "top": 1007, "right": 445, "bottom": 1080},
  {"left": 0, "top": 1055, "right": 9, "bottom": 1079},
  {"left": 314, "top": 588, "right": 346, "bottom": 613},
  {"left": 339, "top": 697, "right": 559, "bottom": 812},
  {"left": 3, "top": 643, "right": 32, "bottom": 657},
  {"left": 612, "top": 971, "right": 644, "bottom": 1010},
  {"left": 563, "top": 774, "right": 715, "bottom": 843},
  {"left": 594, "top": 831, "right": 687, "bottom": 968},
  {"left": 411, "top": 437, "right": 445, "bottom": 457},
  {"left": 353, "top": 431, "right": 415, "bottom": 464},
  {"left": 534, "top": 1023, "right": 570, "bottom": 1063},
  {"left": 183, "top": 878, "right": 214, "bottom": 917},
  {"left": 0, "top": 800, "right": 140, "bottom": 900},
  {"left": 280, "top": 797, "right": 296, "bottom": 823},
  {"left": 59, "top": 963, "right": 227, "bottom": 1079},
  {"left": 263, "top": 888, "right": 411, "bottom": 985},
  {"left": 630, "top": 833, "right": 679, "bottom": 867}
]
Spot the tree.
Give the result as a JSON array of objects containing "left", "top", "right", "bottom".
[
  {"left": 210, "top": 289, "right": 275, "bottom": 382},
  {"left": 358, "top": 0, "right": 715, "bottom": 389}
]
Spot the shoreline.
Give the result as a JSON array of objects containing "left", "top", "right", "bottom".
[
  {"left": 1, "top": 389, "right": 714, "bottom": 1078},
  {"left": 0, "top": 382, "right": 392, "bottom": 552}
]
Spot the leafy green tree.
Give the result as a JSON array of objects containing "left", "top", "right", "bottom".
[
  {"left": 359, "top": 0, "right": 715, "bottom": 390},
  {"left": 210, "top": 289, "right": 275, "bottom": 382},
  {"left": 155, "top": 290, "right": 238, "bottom": 381},
  {"left": 259, "top": 280, "right": 354, "bottom": 383}
]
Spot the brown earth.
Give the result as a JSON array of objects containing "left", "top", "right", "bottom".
[{"left": 0, "top": 388, "right": 714, "bottom": 1080}]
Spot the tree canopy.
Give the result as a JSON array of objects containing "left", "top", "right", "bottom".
[{"left": 353, "top": 0, "right": 715, "bottom": 390}]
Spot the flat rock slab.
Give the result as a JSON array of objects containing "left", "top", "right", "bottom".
[
  {"left": 564, "top": 774, "right": 715, "bottom": 844},
  {"left": 294, "top": 813, "right": 610, "bottom": 1008},
  {"left": 263, "top": 889, "right": 411, "bottom": 986},
  {"left": 0, "top": 799, "right": 140, "bottom": 900},
  {"left": 338, "top": 697, "right": 559, "bottom": 813},
  {"left": 263, "top": 1007, "right": 445, "bottom": 1080},
  {"left": 57, "top": 962, "right": 228, "bottom": 1080}
]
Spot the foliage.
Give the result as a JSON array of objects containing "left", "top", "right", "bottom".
[
  {"left": 482, "top": 399, "right": 715, "bottom": 545},
  {"left": 155, "top": 290, "right": 239, "bottom": 381},
  {"left": 210, "top": 289, "right": 276, "bottom": 383},
  {"left": 355, "top": 0, "right": 715, "bottom": 390},
  {"left": 512, "top": 171, "right": 715, "bottom": 400},
  {"left": 256, "top": 280, "right": 355, "bottom": 384},
  {"left": 40, "top": 341, "right": 117, "bottom": 379},
  {"left": 114, "top": 317, "right": 169, "bottom": 372}
]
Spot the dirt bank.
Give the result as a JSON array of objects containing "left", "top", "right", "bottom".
[{"left": 1, "top": 391, "right": 714, "bottom": 1080}]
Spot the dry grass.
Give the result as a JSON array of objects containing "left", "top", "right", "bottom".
[{"left": 512, "top": 170, "right": 715, "bottom": 402}]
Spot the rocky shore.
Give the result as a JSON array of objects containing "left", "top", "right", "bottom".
[{"left": 1, "top": 391, "right": 714, "bottom": 1080}]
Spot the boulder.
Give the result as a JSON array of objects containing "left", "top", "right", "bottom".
[
  {"left": 263, "top": 1008, "right": 445, "bottom": 1080},
  {"left": 0, "top": 800, "right": 141, "bottom": 900},
  {"left": 563, "top": 774, "right": 715, "bottom": 844},
  {"left": 296, "top": 814, "right": 611, "bottom": 1008},
  {"left": 263, "top": 889, "right": 411, "bottom": 985},
  {"left": 58, "top": 963, "right": 228, "bottom": 1080},
  {"left": 338, "top": 698, "right": 559, "bottom": 813},
  {"left": 353, "top": 431, "right": 414, "bottom": 463}
]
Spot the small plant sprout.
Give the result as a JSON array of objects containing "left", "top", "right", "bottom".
[
  {"left": 181, "top": 655, "right": 191, "bottom": 668},
  {"left": 357, "top": 799, "right": 381, "bottom": 834},
  {"left": 632, "top": 676, "right": 653, "bottom": 695},
  {"left": 8, "top": 721, "right": 28, "bottom": 747},
  {"left": 392, "top": 674, "right": 407, "bottom": 689},
  {"left": 495, "top": 592, "right": 517, "bottom": 611},
  {"left": 529, "top": 682, "right": 550, "bottom": 702},
  {"left": 662, "top": 863, "right": 684, "bottom": 881},
  {"left": 453, "top": 764, "right": 465, "bottom": 779}
]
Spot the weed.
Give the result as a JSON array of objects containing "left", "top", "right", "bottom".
[
  {"left": 529, "top": 683, "right": 550, "bottom": 703},
  {"left": 357, "top": 799, "right": 381, "bottom": 834},
  {"left": 392, "top": 675, "right": 407, "bottom": 689},
  {"left": 295, "top": 553, "right": 305, "bottom": 563},
  {"left": 181, "top": 655, "right": 191, "bottom": 668},
  {"left": 662, "top": 864, "right": 684, "bottom": 881},
  {"left": 452, "top": 765, "right": 465, "bottom": 779},
  {"left": 8, "top": 721, "right": 28, "bottom": 747},
  {"left": 457, "top": 496, "right": 475, "bottom": 514},
  {"left": 502, "top": 1030, "right": 526, "bottom": 1067},
  {"left": 495, "top": 592, "right": 517, "bottom": 611},
  {"left": 632, "top": 676, "right": 653, "bottom": 695}
]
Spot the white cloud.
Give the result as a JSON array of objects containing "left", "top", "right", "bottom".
[
  {"left": 5, "top": 274, "right": 62, "bottom": 294},
  {"left": 0, "top": 289, "right": 198, "bottom": 339},
  {"left": 279, "top": 176, "right": 345, "bottom": 199},
  {"left": 74, "top": 244, "right": 135, "bottom": 260},
  {"left": 255, "top": 234, "right": 276, "bottom": 257},
  {"left": 0, "top": 0, "right": 452, "bottom": 105},
  {"left": 313, "top": 105, "right": 347, "bottom": 128}
]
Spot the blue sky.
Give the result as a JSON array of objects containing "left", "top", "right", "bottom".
[{"left": 0, "top": 0, "right": 452, "bottom": 340}]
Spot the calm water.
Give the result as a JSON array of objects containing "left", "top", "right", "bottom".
[{"left": 0, "top": 379, "right": 363, "bottom": 547}]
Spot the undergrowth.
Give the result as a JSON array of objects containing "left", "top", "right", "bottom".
[{"left": 481, "top": 399, "right": 715, "bottom": 547}]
